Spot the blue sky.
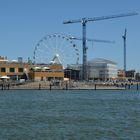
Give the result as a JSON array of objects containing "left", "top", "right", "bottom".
[{"left": 0, "top": 0, "right": 139, "bottom": 71}]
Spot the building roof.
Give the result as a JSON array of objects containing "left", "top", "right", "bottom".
[{"left": 88, "top": 58, "right": 117, "bottom": 65}]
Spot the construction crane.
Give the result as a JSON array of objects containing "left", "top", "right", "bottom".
[
  {"left": 69, "top": 36, "right": 115, "bottom": 44},
  {"left": 63, "top": 12, "right": 138, "bottom": 81},
  {"left": 122, "top": 28, "right": 127, "bottom": 74}
]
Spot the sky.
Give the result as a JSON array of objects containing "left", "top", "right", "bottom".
[{"left": 0, "top": 0, "right": 139, "bottom": 71}]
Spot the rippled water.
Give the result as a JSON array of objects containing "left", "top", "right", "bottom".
[{"left": 0, "top": 89, "right": 140, "bottom": 140}]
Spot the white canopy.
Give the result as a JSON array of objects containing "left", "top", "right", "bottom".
[
  {"left": 64, "top": 77, "right": 69, "bottom": 81},
  {"left": 42, "top": 67, "right": 50, "bottom": 70},
  {"left": 0, "top": 76, "right": 10, "bottom": 79},
  {"left": 33, "top": 67, "right": 41, "bottom": 70}
]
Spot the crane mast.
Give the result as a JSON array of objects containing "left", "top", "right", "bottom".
[
  {"left": 122, "top": 28, "right": 127, "bottom": 74},
  {"left": 63, "top": 12, "right": 138, "bottom": 81},
  {"left": 82, "top": 19, "right": 87, "bottom": 81}
]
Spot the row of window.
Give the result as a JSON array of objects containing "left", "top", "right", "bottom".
[{"left": 0, "top": 67, "right": 24, "bottom": 73}]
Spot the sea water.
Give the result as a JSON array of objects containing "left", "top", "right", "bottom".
[{"left": 0, "top": 89, "right": 140, "bottom": 140}]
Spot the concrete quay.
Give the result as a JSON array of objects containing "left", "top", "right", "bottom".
[{"left": 0, "top": 81, "right": 132, "bottom": 90}]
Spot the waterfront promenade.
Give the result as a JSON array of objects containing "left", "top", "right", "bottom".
[{"left": 1, "top": 80, "right": 138, "bottom": 90}]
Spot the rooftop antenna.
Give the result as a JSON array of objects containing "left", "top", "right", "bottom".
[{"left": 63, "top": 12, "right": 138, "bottom": 80}]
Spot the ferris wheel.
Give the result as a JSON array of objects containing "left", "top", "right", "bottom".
[{"left": 33, "top": 33, "right": 79, "bottom": 68}]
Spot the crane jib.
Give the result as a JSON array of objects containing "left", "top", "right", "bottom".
[{"left": 63, "top": 12, "right": 138, "bottom": 24}]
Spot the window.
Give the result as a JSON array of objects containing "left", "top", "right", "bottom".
[
  {"left": 10, "top": 68, "right": 15, "bottom": 72},
  {"left": 1, "top": 67, "right": 6, "bottom": 72},
  {"left": 18, "top": 68, "right": 24, "bottom": 72}
]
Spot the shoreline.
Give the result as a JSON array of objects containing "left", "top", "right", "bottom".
[{"left": 1, "top": 81, "right": 139, "bottom": 91}]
